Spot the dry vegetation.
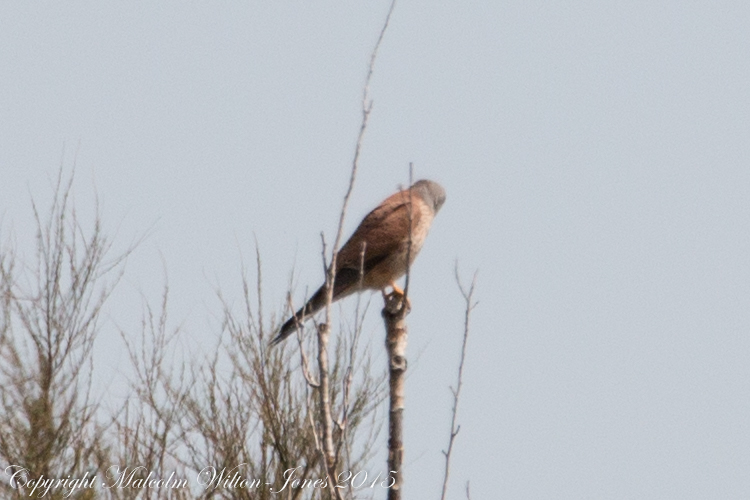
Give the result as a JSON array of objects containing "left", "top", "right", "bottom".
[{"left": 0, "top": 171, "right": 387, "bottom": 500}]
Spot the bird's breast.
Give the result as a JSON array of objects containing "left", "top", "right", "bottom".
[{"left": 360, "top": 209, "right": 434, "bottom": 290}]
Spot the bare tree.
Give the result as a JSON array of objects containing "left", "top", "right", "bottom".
[
  {"left": 108, "top": 244, "right": 385, "bottom": 500},
  {"left": 0, "top": 169, "right": 128, "bottom": 499},
  {"left": 0, "top": 166, "right": 391, "bottom": 500}
]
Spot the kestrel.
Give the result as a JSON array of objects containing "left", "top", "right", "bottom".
[{"left": 271, "top": 179, "right": 446, "bottom": 346}]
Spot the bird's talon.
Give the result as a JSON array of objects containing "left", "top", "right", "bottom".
[{"left": 385, "top": 290, "right": 411, "bottom": 313}]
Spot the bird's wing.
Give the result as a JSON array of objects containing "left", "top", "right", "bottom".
[
  {"left": 332, "top": 188, "right": 424, "bottom": 290},
  {"left": 271, "top": 188, "right": 426, "bottom": 346}
]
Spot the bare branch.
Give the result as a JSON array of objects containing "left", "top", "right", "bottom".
[
  {"left": 328, "top": 0, "right": 397, "bottom": 292},
  {"left": 312, "top": 2, "right": 398, "bottom": 498},
  {"left": 440, "top": 264, "right": 478, "bottom": 500}
]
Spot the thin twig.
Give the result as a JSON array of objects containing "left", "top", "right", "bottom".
[
  {"left": 290, "top": 295, "right": 319, "bottom": 388},
  {"left": 328, "top": 0, "right": 397, "bottom": 284},
  {"left": 440, "top": 264, "right": 478, "bottom": 500},
  {"left": 254, "top": 236, "right": 265, "bottom": 342},
  {"left": 402, "top": 162, "right": 414, "bottom": 303}
]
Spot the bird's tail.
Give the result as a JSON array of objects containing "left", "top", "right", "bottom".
[{"left": 270, "top": 285, "right": 327, "bottom": 346}]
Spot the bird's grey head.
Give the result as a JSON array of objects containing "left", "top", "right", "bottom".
[{"left": 412, "top": 179, "right": 446, "bottom": 214}]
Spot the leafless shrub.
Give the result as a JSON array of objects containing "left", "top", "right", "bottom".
[
  {"left": 0, "top": 169, "right": 128, "bottom": 499},
  {"left": 110, "top": 285, "right": 192, "bottom": 500},
  {"left": 108, "top": 246, "right": 385, "bottom": 500}
]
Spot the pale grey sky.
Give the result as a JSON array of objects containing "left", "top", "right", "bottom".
[{"left": 2, "top": 1, "right": 750, "bottom": 498}]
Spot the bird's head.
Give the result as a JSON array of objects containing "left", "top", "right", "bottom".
[{"left": 412, "top": 179, "right": 446, "bottom": 214}]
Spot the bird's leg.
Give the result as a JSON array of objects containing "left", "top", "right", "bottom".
[
  {"left": 387, "top": 280, "right": 411, "bottom": 310},
  {"left": 389, "top": 281, "right": 405, "bottom": 296}
]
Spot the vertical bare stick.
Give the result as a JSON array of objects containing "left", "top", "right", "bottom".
[
  {"left": 402, "top": 162, "right": 415, "bottom": 301},
  {"left": 440, "top": 265, "right": 478, "bottom": 500},
  {"left": 328, "top": 0, "right": 397, "bottom": 290},
  {"left": 316, "top": 323, "right": 342, "bottom": 500},
  {"left": 382, "top": 292, "right": 409, "bottom": 500},
  {"left": 382, "top": 164, "right": 413, "bottom": 500},
  {"left": 314, "top": 1, "right": 397, "bottom": 497},
  {"left": 311, "top": 237, "right": 343, "bottom": 500}
]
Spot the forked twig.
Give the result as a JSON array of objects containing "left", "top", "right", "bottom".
[{"left": 440, "top": 264, "right": 478, "bottom": 500}]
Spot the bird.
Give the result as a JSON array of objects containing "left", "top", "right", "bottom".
[{"left": 270, "top": 179, "right": 446, "bottom": 346}]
